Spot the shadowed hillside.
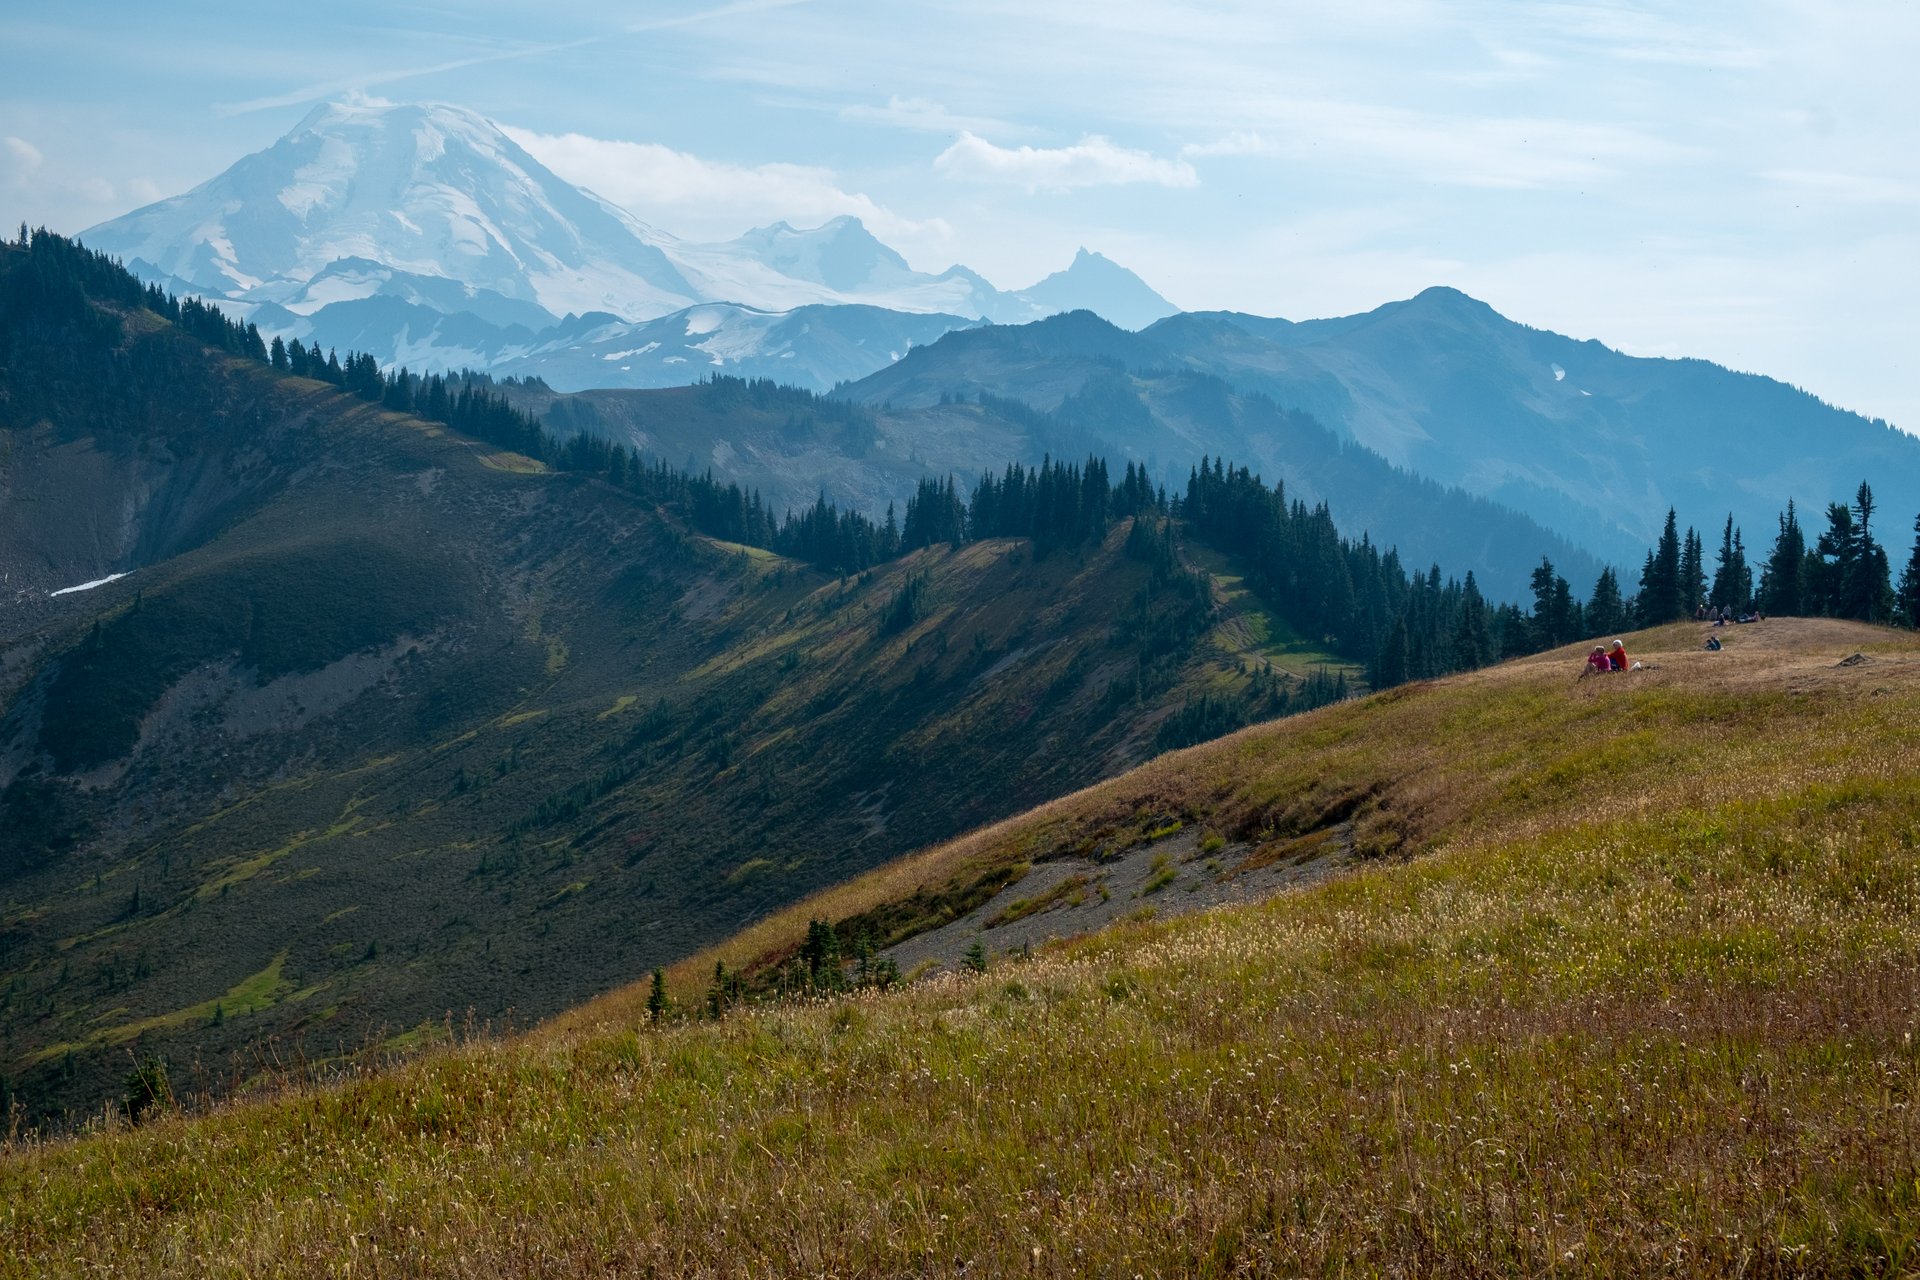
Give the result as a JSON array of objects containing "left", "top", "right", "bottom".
[{"left": 0, "top": 232, "right": 1354, "bottom": 1121}]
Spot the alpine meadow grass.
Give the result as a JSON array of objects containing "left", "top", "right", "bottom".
[{"left": 4, "top": 618, "right": 1918, "bottom": 1276}]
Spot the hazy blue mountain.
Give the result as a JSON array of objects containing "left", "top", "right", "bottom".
[
  {"left": 1142, "top": 290, "right": 1920, "bottom": 565},
  {"left": 841, "top": 322, "right": 1599, "bottom": 601},
  {"left": 851, "top": 298, "right": 1920, "bottom": 577},
  {"left": 1014, "top": 248, "right": 1179, "bottom": 330}
]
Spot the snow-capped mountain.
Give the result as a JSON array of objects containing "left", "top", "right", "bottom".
[
  {"left": 80, "top": 98, "right": 1180, "bottom": 388},
  {"left": 85, "top": 99, "right": 703, "bottom": 320},
  {"left": 497, "top": 302, "right": 978, "bottom": 392},
  {"left": 669, "top": 216, "right": 1005, "bottom": 318}
]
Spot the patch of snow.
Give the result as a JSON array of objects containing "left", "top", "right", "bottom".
[
  {"left": 663, "top": 356, "right": 686, "bottom": 364},
  {"left": 1579, "top": 389, "right": 1592, "bottom": 397},
  {"left": 1551, "top": 363, "right": 1566, "bottom": 382},
  {"left": 600, "top": 343, "right": 661, "bottom": 360},
  {"left": 51, "top": 572, "right": 129, "bottom": 597}
]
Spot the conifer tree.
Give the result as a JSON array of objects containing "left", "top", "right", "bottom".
[
  {"left": 647, "top": 969, "right": 668, "bottom": 1024},
  {"left": 1678, "top": 526, "right": 1706, "bottom": 615},
  {"left": 1637, "top": 509, "right": 1684, "bottom": 624},
  {"left": 1759, "top": 500, "right": 1807, "bottom": 615},
  {"left": 1812, "top": 502, "right": 1858, "bottom": 617},
  {"left": 1450, "top": 571, "right": 1492, "bottom": 668},
  {"left": 1849, "top": 482, "right": 1894, "bottom": 622},
  {"left": 1896, "top": 510, "right": 1920, "bottom": 630},
  {"left": 1585, "top": 566, "right": 1629, "bottom": 636},
  {"left": 1711, "top": 515, "right": 1752, "bottom": 611},
  {"left": 802, "top": 920, "right": 842, "bottom": 989},
  {"left": 1527, "top": 557, "right": 1580, "bottom": 648},
  {"left": 1370, "top": 617, "right": 1410, "bottom": 688}
]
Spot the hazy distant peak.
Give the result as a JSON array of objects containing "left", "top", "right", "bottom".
[
  {"left": 1016, "top": 247, "right": 1178, "bottom": 330},
  {"left": 1401, "top": 285, "right": 1500, "bottom": 321}
]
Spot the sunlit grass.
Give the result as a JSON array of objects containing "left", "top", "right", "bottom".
[{"left": 3, "top": 618, "right": 1918, "bottom": 1275}]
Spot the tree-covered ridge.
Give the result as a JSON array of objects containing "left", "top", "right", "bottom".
[{"left": 11, "top": 224, "right": 1917, "bottom": 686}]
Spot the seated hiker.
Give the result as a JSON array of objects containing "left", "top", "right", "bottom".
[
  {"left": 1586, "top": 645, "right": 1612, "bottom": 674},
  {"left": 1608, "top": 639, "right": 1629, "bottom": 671},
  {"left": 1705, "top": 634, "right": 1722, "bottom": 651}
]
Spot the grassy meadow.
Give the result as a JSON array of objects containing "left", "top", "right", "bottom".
[{"left": 3, "top": 618, "right": 1918, "bottom": 1276}]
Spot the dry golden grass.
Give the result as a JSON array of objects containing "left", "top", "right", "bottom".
[{"left": 4, "top": 617, "right": 1918, "bottom": 1277}]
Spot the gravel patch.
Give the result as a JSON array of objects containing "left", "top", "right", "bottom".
[{"left": 883, "top": 823, "right": 1355, "bottom": 978}]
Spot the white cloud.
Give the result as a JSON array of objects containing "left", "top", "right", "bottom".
[
  {"left": 501, "top": 126, "right": 948, "bottom": 247},
  {"left": 1180, "top": 131, "right": 1272, "bottom": 160},
  {"left": 3, "top": 136, "right": 45, "bottom": 177},
  {"left": 934, "top": 132, "right": 1197, "bottom": 192}
]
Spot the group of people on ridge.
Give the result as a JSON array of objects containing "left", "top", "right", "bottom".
[{"left": 1694, "top": 603, "right": 1764, "bottom": 625}]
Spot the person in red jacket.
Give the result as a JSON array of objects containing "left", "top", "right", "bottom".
[{"left": 1608, "top": 639, "right": 1628, "bottom": 671}]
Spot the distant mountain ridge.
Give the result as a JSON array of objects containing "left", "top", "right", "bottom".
[
  {"left": 78, "top": 99, "right": 1178, "bottom": 391},
  {"left": 846, "top": 303, "right": 1920, "bottom": 578}
]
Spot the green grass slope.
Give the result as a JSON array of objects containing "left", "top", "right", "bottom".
[{"left": 3, "top": 618, "right": 1915, "bottom": 1275}]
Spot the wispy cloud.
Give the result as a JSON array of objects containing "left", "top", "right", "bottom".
[
  {"left": 626, "top": 0, "right": 813, "bottom": 33},
  {"left": 2, "top": 136, "right": 45, "bottom": 177},
  {"left": 934, "top": 133, "right": 1197, "bottom": 192},
  {"left": 215, "top": 37, "right": 596, "bottom": 116},
  {"left": 1180, "top": 101, "right": 1695, "bottom": 189},
  {"left": 1762, "top": 169, "right": 1920, "bottom": 207},
  {"left": 1523, "top": 2, "right": 1774, "bottom": 69},
  {"left": 501, "top": 126, "right": 948, "bottom": 246},
  {"left": 1, "top": 133, "right": 152, "bottom": 222},
  {"left": 838, "top": 95, "right": 1017, "bottom": 137}
]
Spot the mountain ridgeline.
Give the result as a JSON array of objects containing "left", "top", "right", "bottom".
[{"left": 3, "top": 226, "right": 1916, "bottom": 1129}]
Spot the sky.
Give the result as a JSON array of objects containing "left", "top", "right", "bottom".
[{"left": 2, "top": 1, "right": 1916, "bottom": 431}]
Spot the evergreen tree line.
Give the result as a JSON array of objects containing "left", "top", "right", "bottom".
[
  {"left": 1633, "top": 483, "right": 1918, "bottom": 628},
  {"left": 1181, "top": 458, "right": 1920, "bottom": 693},
  {"left": 1181, "top": 457, "right": 1520, "bottom": 687}
]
